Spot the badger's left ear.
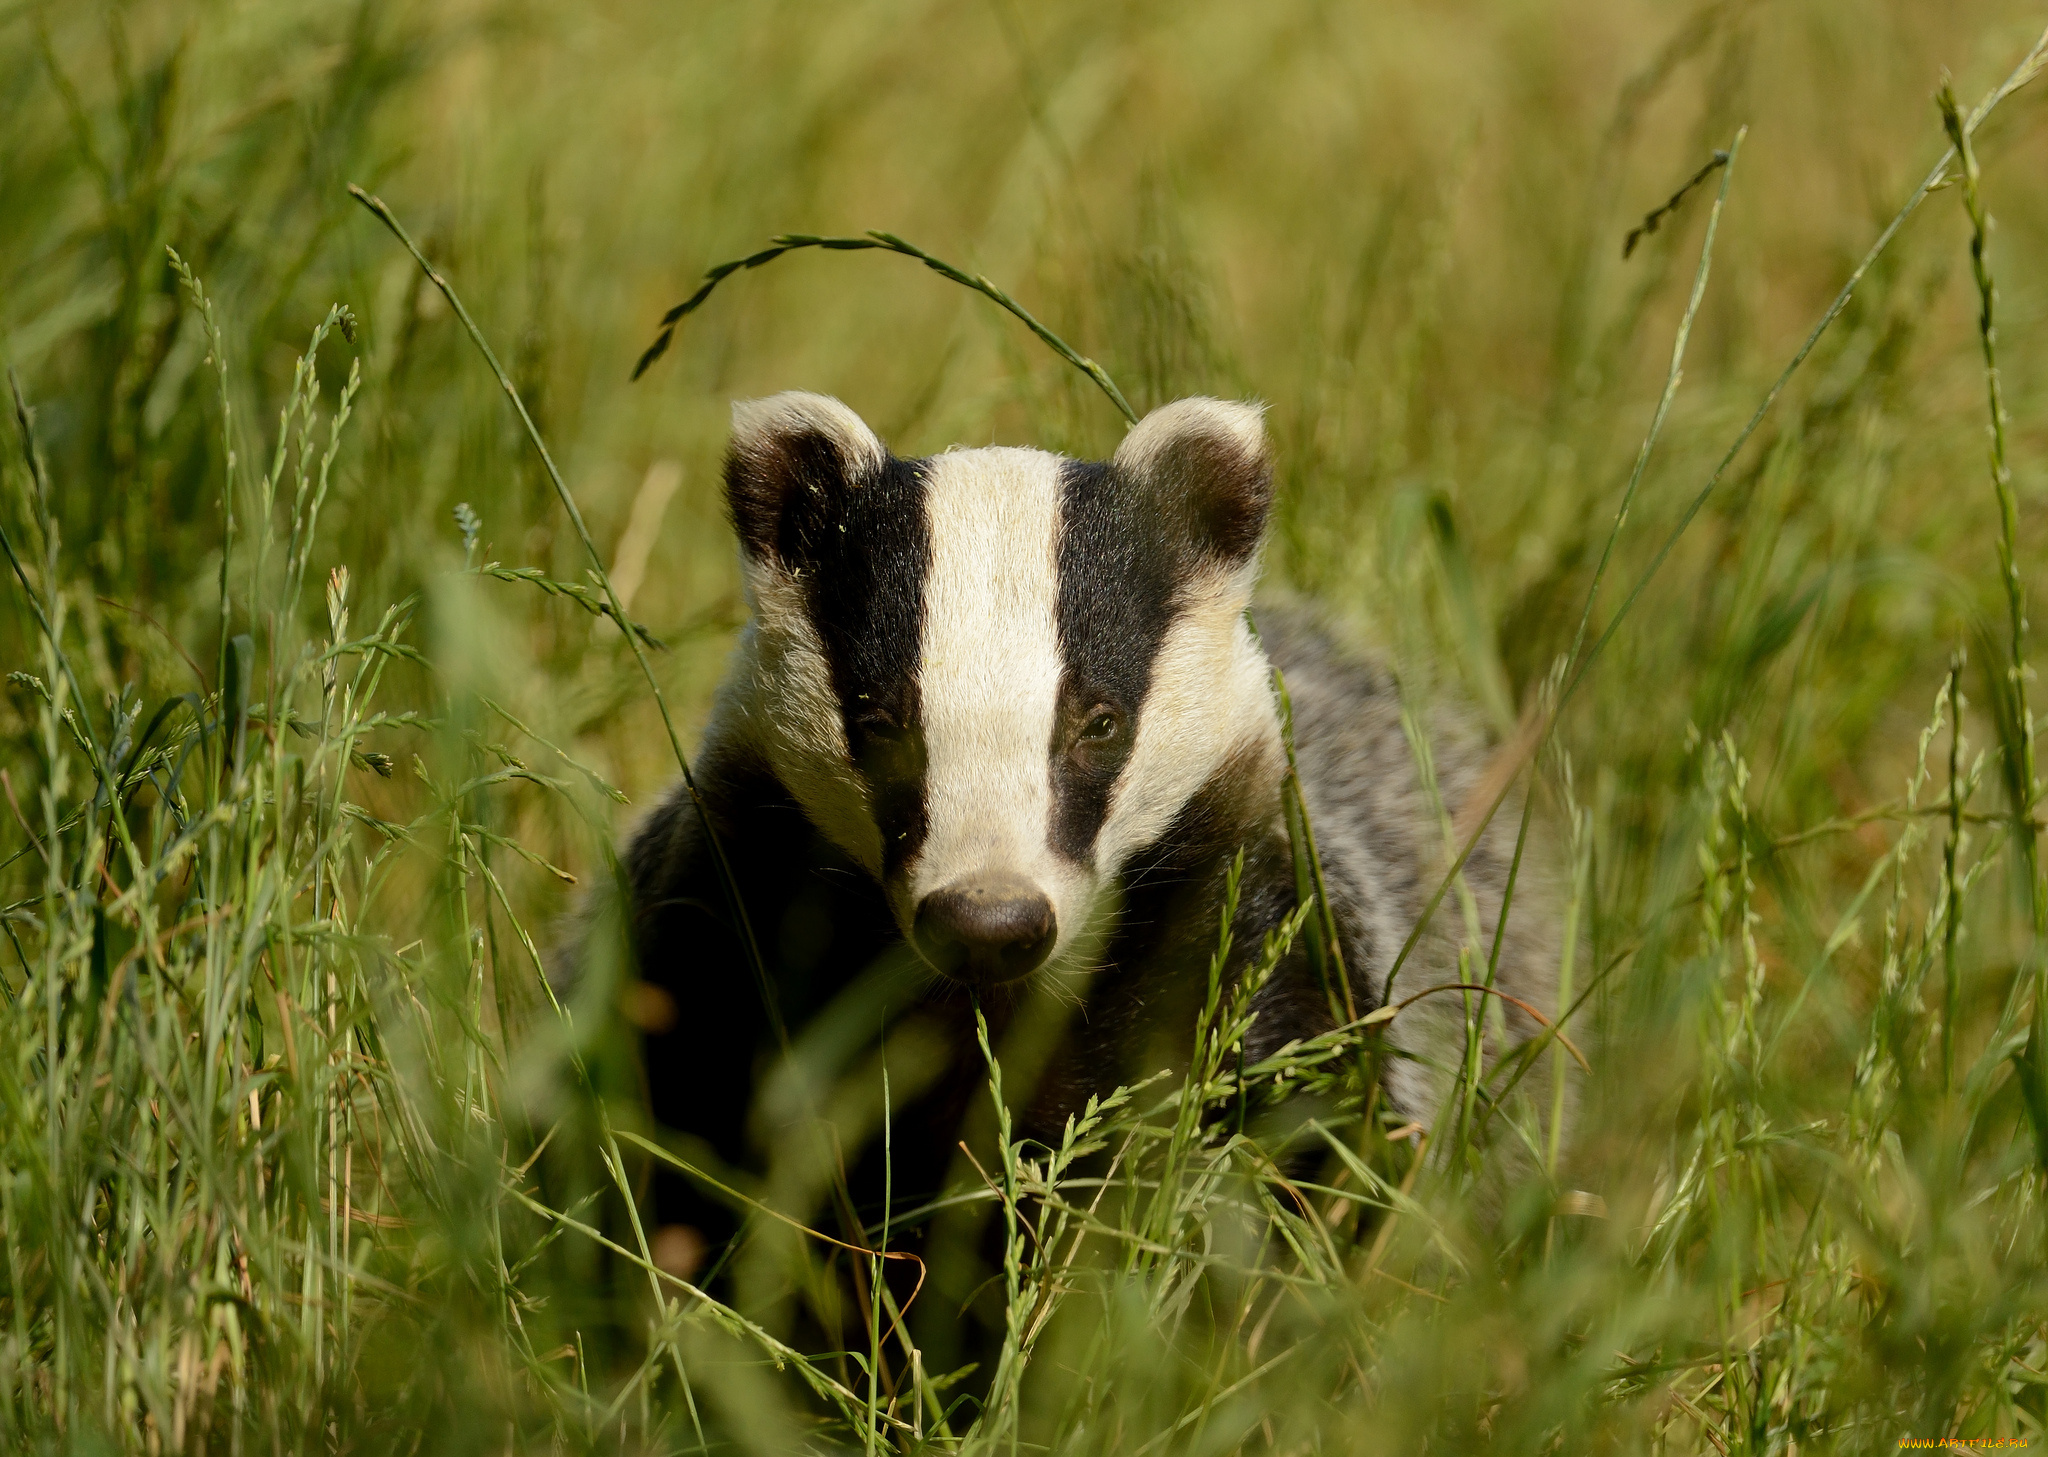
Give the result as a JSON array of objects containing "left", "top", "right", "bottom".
[
  {"left": 725, "top": 392, "right": 888, "bottom": 564},
  {"left": 1112, "top": 398, "right": 1272, "bottom": 567}
]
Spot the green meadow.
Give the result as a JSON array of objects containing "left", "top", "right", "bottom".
[{"left": 5, "top": 1, "right": 2048, "bottom": 1450}]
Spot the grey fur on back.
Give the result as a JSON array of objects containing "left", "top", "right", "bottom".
[{"left": 1254, "top": 611, "right": 1563, "bottom": 1134}]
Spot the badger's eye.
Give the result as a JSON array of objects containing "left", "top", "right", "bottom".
[
  {"left": 853, "top": 708, "right": 925, "bottom": 783},
  {"left": 1077, "top": 707, "right": 1122, "bottom": 743}
]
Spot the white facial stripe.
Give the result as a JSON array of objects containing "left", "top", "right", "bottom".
[
  {"left": 911, "top": 448, "right": 1090, "bottom": 943},
  {"left": 735, "top": 565, "right": 882, "bottom": 874},
  {"left": 1096, "top": 567, "right": 1281, "bottom": 874}
]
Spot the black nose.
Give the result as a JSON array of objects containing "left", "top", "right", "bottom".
[{"left": 913, "top": 874, "right": 1057, "bottom": 986}]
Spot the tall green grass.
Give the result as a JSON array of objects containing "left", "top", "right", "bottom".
[{"left": 6, "top": 1, "right": 2048, "bottom": 1450}]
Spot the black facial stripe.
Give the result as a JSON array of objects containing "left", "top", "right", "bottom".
[
  {"left": 1049, "top": 458, "right": 1201, "bottom": 864},
  {"left": 782, "top": 453, "right": 932, "bottom": 875}
]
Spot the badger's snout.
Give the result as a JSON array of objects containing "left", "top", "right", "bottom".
[{"left": 912, "top": 873, "right": 1057, "bottom": 986}]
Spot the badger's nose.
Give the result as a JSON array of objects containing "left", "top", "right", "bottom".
[{"left": 913, "top": 874, "right": 1057, "bottom": 986}]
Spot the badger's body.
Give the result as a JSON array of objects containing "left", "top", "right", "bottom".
[{"left": 618, "top": 393, "right": 1557, "bottom": 1240}]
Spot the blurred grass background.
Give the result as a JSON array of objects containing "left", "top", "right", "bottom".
[{"left": 6, "top": 0, "right": 2048, "bottom": 1451}]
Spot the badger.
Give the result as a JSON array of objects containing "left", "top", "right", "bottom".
[{"left": 611, "top": 391, "right": 1559, "bottom": 1249}]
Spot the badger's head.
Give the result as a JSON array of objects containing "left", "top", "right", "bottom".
[{"left": 724, "top": 392, "right": 1281, "bottom": 988}]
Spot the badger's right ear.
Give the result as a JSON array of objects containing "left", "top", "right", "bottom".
[
  {"left": 1112, "top": 397, "right": 1271, "bottom": 567},
  {"left": 724, "top": 392, "right": 888, "bottom": 562}
]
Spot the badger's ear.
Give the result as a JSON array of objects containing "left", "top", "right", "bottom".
[
  {"left": 725, "top": 392, "right": 887, "bottom": 562},
  {"left": 1111, "top": 398, "right": 1271, "bottom": 566}
]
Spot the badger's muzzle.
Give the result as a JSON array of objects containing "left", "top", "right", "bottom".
[{"left": 912, "top": 873, "right": 1057, "bottom": 986}]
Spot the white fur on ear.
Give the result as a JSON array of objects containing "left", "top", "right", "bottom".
[
  {"left": 725, "top": 392, "right": 887, "bottom": 561},
  {"left": 1111, "top": 397, "right": 1267, "bottom": 480},
  {"left": 730, "top": 392, "right": 886, "bottom": 479},
  {"left": 1111, "top": 397, "right": 1272, "bottom": 565}
]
